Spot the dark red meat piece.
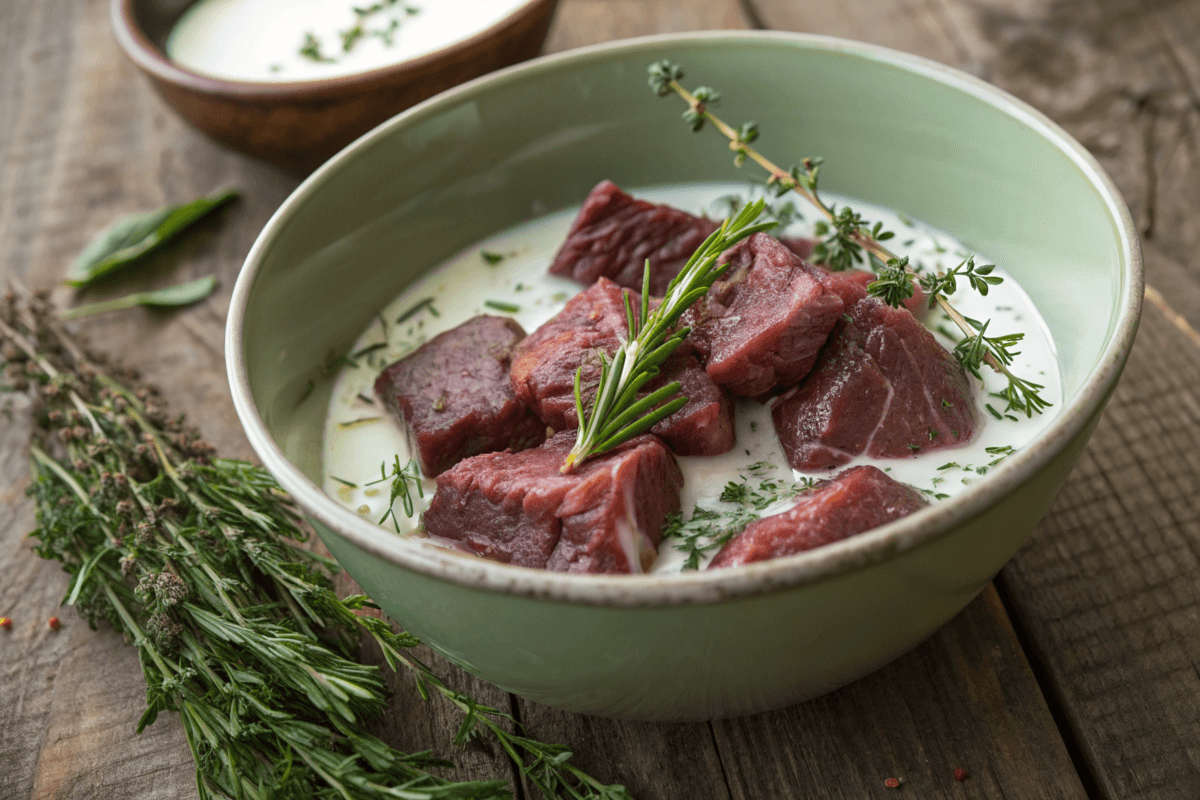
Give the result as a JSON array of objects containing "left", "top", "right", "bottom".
[
  {"left": 510, "top": 278, "right": 735, "bottom": 456},
  {"left": 548, "top": 180, "right": 721, "bottom": 295},
  {"left": 683, "top": 233, "right": 844, "bottom": 399},
  {"left": 823, "top": 266, "right": 929, "bottom": 319},
  {"left": 374, "top": 315, "right": 546, "bottom": 477},
  {"left": 424, "top": 431, "right": 683, "bottom": 574},
  {"left": 709, "top": 465, "right": 927, "bottom": 568},
  {"left": 549, "top": 181, "right": 827, "bottom": 295},
  {"left": 779, "top": 237, "right": 815, "bottom": 260},
  {"left": 772, "top": 275, "right": 975, "bottom": 470}
]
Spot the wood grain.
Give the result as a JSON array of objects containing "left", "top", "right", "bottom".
[
  {"left": 749, "top": 0, "right": 1200, "bottom": 794},
  {"left": 998, "top": 301, "right": 1200, "bottom": 800},
  {"left": 4, "top": 0, "right": 1200, "bottom": 797}
]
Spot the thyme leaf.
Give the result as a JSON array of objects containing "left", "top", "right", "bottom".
[{"left": 649, "top": 60, "right": 1051, "bottom": 418}]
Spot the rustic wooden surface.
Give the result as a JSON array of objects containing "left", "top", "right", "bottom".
[{"left": 2, "top": 0, "right": 1199, "bottom": 798}]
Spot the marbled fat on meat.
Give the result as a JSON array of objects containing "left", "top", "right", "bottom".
[
  {"left": 424, "top": 431, "right": 683, "bottom": 574},
  {"left": 510, "top": 278, "right": 735, "bottom": 456},
  {"left": 772, "top": 273, "right": 976, "bottom": 470},
  {"left": 709, "top": 465, "right": 928, "bottom": 568},
  {"left": 374, "top": 315, "right": 545, "bottom": 476},
  {"left": 548, "top": 180, "right": 721, "bottom": 295},
  {"left": 684, "top": 234, "right": 844, "bottom": 399}
]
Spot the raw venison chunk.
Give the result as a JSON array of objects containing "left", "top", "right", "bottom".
[
  {"left": 374, "top": 315, "right": 545, "bottom": 477},
  {"left": 683, "top": 234, "right": 844, "bottom": 399},
  {"left": 820, "top": 266, "right": 929, "bottom": 319},
  {"left": 549, "top": 180, "right": 721, "bottom": 295},
  {"left": 772, "top": 276, "right": 976, "bottom": 470},
  {"left": 510, "top": 278, "right": 734, "bottom": 456},
  {"left": 779, "top": 237, "right": 815, "bottom": 260},
  {"left": 424, "top": 431, "right": 683, "bottom": 574},
  {"left": 709, "top": 465, "right": 927, "bottom": 568}
]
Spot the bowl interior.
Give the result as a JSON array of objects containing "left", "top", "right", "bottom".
[{"left": 236, "top": 34, "right": 1134, "bottom": 578}]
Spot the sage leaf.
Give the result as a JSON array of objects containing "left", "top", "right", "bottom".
[
  {"left": 67, "top": 189, "right": 239, "bottom": 288},
  {"left": 60, "top": 276, "right": 218, "bottom": 319}
]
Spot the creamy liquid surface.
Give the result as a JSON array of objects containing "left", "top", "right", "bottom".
[
  {"left": 322, "top": 183, "right": 1063, "bottom": 573},
  {"left": 167, "top": 0, "right": 528, "bottom": 83}
]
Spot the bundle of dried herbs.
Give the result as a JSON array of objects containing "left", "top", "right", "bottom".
[{"left": 0, "top": 286, "right": 630, "bottom": 800}]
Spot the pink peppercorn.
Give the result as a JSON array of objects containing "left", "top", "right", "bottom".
[{"left": 954, "top": 768, "right": 969, "bottom": 782}]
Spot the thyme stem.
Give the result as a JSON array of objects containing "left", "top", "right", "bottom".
[{"left": 654, "top": 68, "right": 1049, "bottom": 417}]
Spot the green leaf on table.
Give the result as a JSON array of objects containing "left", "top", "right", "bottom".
[
  {"left": 67, "top": 189, "right": 239, "bottom": 288},
  {"left": 60, "top": 276, "right": 218, "bottom": 319}
]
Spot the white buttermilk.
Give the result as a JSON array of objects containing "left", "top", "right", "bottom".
[
  {"left": 321, "top": 183, "right": 1063, "bottom": 573},
  {"left": 167, "top": 0, "right": 529, "bottom": 83}
]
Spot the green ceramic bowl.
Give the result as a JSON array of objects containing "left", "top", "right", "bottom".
[{"left": 227, "top": 31, "right": 1142, "bottom": 721}]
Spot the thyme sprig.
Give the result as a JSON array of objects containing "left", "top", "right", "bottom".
[
  {"left": 561, "top": 201, "right": 776, "bottom": 472},
  {"left": 647, "top": 60, "right": 1050, "bottom": 418},
  {"left": 1, "top": 287, "right": 629, "bottom": 800}
]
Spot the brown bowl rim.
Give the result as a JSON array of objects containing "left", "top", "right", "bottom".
[{"left": 111, "top": 0, "right": 557, "bottom": 98}]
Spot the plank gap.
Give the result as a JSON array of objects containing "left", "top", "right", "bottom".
[
  {"left": 508, "top": 691, "right": 529, "bottom": 800},
  {"left": 706, "top": 720, "right": 736, "bottom": 797},
  {"left": 736, "top": 0, "right": 769, "bottom": 30},
  {"left": 993, "top": 571, "right": 1104, "bottom": 800}
]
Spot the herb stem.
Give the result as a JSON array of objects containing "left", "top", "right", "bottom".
[
  {"left": 661, "top": 75, "right": 1044, "bottom": 413},
  {"left": 561, "top": 202, "right": 775, "bottom": 471}
]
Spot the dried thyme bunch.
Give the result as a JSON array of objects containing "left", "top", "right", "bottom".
[{"left": 0, "top": 288, "right": 630, "bottom": 800}]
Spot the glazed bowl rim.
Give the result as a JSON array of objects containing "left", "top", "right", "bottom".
[
  {"left": 226, "top": 30, "right": 1143, "bottom": 607},
  {"left": 110, "top": 0, "right": 554, "bottom": 98}
]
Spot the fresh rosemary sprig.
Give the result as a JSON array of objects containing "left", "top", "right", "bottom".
[
  {"left": 647, "top": 60, "right": 1050, "bottom": 418},
  {"left": 560, "top": 201, "right": 776, "bottom": 472},
  {"left": 1, "top": 287, "right": 629, "bottom": 800}
]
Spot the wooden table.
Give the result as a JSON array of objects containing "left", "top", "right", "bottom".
[{"left": 3, "top": 0, "right": 1200, "bottom": 798}]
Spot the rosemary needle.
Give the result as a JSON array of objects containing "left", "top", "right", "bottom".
[{"left": 1, "top": 288, "right": 630, "bottom": 800}]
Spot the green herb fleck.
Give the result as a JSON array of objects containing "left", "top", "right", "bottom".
[{"left": 484, "top": 300, "right": 520, "bottom": 313}]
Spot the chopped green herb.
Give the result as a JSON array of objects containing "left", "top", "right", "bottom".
[
  {"left": 331, "top": 476, "right": 358, "bottom": 488},
  {"left": 396, "top": 297, "right": 436, "bottom": 324},
  {"left": 351, "top": 341, "right": 387, "bottom": 359},
  {"left": 299, "top": 32, "right": 334, "bottom": 62},
  {"left": 365, "top": 456, "right": 424, "bottom": 531},
  {"left": 985, "top": 403, "right": 1003, "bottom": 421},
  {"left": 481, "top": 250, "right": 504, "bottom": 265},
  {"left": 663, "top": 460, "right": 815, "bottom": 569},
  {"left": 356, "top": 392, "right": 375, "bottom": 405},
  {"left": 484, "top": 300, "right": 521, "bottom": 313}
]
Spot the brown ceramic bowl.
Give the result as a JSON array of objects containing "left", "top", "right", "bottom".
[{"left": 111, "top": 0, "right": 560, "bottom": 172}]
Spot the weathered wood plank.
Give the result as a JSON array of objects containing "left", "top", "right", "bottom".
[
  {"left": 544, "top": 0, "right": 751, "bottom": 53},
  {"left": 712, "top": 585, "right": 1087, "bottom": 800},
  {"left": 746, "top": 0, "right": 1200, "bottom": 796},
  {"left": 997, "top": 298, "right": 1200, "bottom": 800}
]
